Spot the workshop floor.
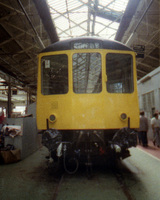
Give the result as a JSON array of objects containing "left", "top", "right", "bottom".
[
  {"left": 138, "top": 140, "right": 160, "bottom": 160},
  {"left": 0, "top": 147, "right": 58, "bottom": 200},
  {"left": 0, "top": 142, "right": 160, "bottom": 200}
]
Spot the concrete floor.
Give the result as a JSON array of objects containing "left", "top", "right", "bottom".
[
  {"left": 0, "top": 147, "right": 57, "bottom": 200},
  {"left": 138, "top": 140, "right": 160, "bottom": 160},
  {"left": 123, "top": 147, "right": 160, "bottom": 200},
  {"left": 0, "top": 145, "right": 160, "bottom": 200}
]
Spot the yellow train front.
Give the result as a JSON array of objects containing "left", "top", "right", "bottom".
[{"left": 37, "top": 37, "right": 139, "bottom": 173}]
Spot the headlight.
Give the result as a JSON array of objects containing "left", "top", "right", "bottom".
[
  {"left": 49, "top": 114, "right": 56, "bottom": 123},
  {"left": 120, "top": 113, "right": 127, "bottom": 121}
]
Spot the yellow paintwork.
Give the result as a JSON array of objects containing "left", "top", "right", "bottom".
[{"left": 36, "top": 49, "right": 139, "bottom": 130}]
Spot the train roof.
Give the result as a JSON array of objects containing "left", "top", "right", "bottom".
[{"left": 41, "top": 37, "right": 133, "bottom": 53}]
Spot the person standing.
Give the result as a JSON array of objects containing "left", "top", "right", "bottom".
[
  {"left": 158, "top": 112, "right": 160, "bottom": 120},
  {"left": 0, "top": 111, "right": 4, "bottom": 129},
  {"left": 138, "top": 111, "right": 149, "bottom": 147},
  {"left": 151, "top": 113, "right": 160, "bottom": 147}
]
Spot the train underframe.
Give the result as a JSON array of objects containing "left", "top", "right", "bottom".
[{"left": 42, "top": 128, "right": 137, "bottom": 175}]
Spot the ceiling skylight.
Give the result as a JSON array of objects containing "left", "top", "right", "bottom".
[{"left": 47, "top": 0, "right": 129, "bottom": 40}]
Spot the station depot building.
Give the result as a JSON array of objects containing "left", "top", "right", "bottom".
[
  {"left": 0, "top": 0, "right": 160, "bottom": 200},
  {"left": 138, "top": 66, "right": 160, "bottom": 140}
]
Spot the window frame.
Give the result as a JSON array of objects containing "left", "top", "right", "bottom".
[
  {"left": 105, "top": 52, "right": 134, "bottom": 94},
  {"left": 41, "top": 54, "right": 69, "bottom": 95},
  {"left": 72, "top": 52, "right": 102, "bottom": 94}
]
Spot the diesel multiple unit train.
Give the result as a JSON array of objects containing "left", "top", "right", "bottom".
[{"left": 36, "top": 37, "right": 139, "bottom": 174}]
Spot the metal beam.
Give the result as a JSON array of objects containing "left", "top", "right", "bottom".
[
  {"left": 0, "top": 55, "right": 32, "bottom": 85},
  {"left": 65, "top": 0, "right": 72, "bottom": 37},
  {"left": 1, "top": 21, "right": 40, "bottom": 43},
  {"left": 96, "top": 13, "right": 122, "bottom": 36},
  {"left": 0, "top": 2, "right": 24, "bottom": 15},
  {"left": 87, "top": 0, "right": 91, "bottom": 36},
  {"left": 133, "top": 37, "right": 159, "bottom": 49},
  {"left": 90, "top": 9, "right": 121, "bottom": 22},
  {"left": 0, "top": 33, "right": 24, "bottom": 46},
  {"left": 33, "top": 0, "right": 59, "bottom": 43},
  {"left": 148, "top": 55, "right": 159, "bottom": 62},
  {"left": 1, "top": 24, "right": 37, "bottom": 65},
  {"left": 136, "top": 61, "right": 155, "bottom": 70},
  {"left": 91, "top": 0, "right": 98, "bottom": 35},
  {"left": 115, "top": 0, "right": 140, "bottom": 41},
  {"left": 0, "top": 11, "right": 22, "bottom": 23},
  {"left": 0, "top": 22, "right": 50, "bottom": 48},
  {"left": 49, "top": 6, "right": 88, "bottom": 35},
  {"left": 0, "top": 64, "right": 26, "bottom": 85},
  {"left": 17, "top": 0, "right": 45, "bottom": 49},
  {"left": 134, "top": 30, "right": 160, "bottom": 71},
  {"left": 125, "top": 0, "right": 155, "bottom": 45},
  {"left": 137, "top": 68, "right": 148, "bottom": 75}
]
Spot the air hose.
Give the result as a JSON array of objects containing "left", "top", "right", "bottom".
[{"left": 63, "top": 144, "right": 79, "bottom": 174}]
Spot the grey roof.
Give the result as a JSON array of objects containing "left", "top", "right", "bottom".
[{"left": 41, "top": 37, "right": 133, "bottom": 52}]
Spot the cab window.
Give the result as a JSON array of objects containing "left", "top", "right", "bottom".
[
  {"left": 73, "top": 53, "right": 102, "bottom": 93},
  {"left": 106, "top": 53, "right": 133, "bottom": 93},
  {"left": 41, "top": 54, "right": 68, "bottom": 95}
]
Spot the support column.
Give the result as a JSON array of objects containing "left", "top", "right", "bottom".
[
  {"left": 7, "top": 78, "right": 12, "bottom": 118},
  {"left": 27, "top": 87, "right": 31, "bottom": 107}
]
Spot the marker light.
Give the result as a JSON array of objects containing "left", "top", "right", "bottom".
[
  {"left": 49, "top": 114, "right": 56, "bottom": 123},
  {"left": 120, "top": 113, "right": 127, "bottom": 121}
]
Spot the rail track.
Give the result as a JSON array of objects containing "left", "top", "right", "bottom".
[{"left": 51, "top": 160, "right": 136, "bottom": 200}]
